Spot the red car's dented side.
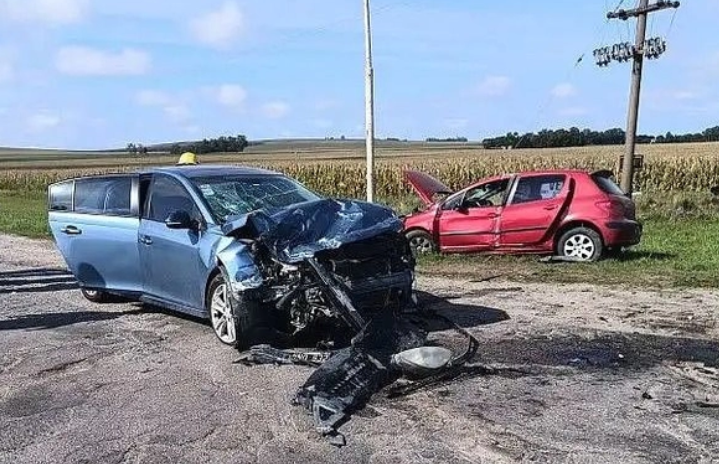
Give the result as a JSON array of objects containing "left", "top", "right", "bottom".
[{"left": 402, "top": 169, "right": 642, "bottom": 261}]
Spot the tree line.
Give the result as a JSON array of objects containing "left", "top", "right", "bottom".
[
  {"left": 169, "top": 135, "right": 248, "bottom": 155},
  {"left": 481, "top": 125, "right": 719, "bottom": 149}
]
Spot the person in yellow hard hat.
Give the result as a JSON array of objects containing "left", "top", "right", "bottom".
[{"left": 177, "top": 151, "right": 198, "bottom": 165}]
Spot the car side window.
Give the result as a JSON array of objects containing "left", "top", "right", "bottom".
[
  {"left": 511, "top": 175, "right": 566, "bottom": 205},
  {"left": 73, "top": 177, "right": 133, "bottom": 216},
  {"left": 462, "top": 179, "right": 510, "bottom": 208},
  {"left": 146, "top": 176, "right": 200, "bottom": 223}
]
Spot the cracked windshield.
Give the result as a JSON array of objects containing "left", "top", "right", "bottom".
[{"left": 192, "top": 175, "right": 321, "bottom": 222}]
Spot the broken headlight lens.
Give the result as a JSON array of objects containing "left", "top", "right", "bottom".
[{"left": 391, "top": 346, "right": 452, "bottom": 377}]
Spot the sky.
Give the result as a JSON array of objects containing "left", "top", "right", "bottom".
[{"left": 0, "top": 0, "right": 717, "bottom": 149}]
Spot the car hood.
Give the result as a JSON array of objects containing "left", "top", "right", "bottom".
[
  {"left": 404, "top": 170, "right": 453, "bottom": 206},
  {"left": 222, "top": 199, "right": 404, "bottom": 264}
]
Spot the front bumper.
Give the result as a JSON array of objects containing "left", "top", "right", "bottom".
[{"left": 604, "top": 220, "right": 643, "bottom": 246}]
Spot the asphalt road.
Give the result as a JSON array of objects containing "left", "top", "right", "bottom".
[{"left": 1, "top": 234, "right": 718, "bottom": 464}]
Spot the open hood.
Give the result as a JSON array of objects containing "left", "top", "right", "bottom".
[
  {"left": 403, "top": 170, "right": 453, "bottom": 206},
  {"left": 223, "top": 199, "right": 404, "bottom": 264}
]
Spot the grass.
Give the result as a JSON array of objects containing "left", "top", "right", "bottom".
[{"left": 0, "top": 190, "right": 48, "bottom": 238}]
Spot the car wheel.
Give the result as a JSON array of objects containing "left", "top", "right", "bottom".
[
  {"left": 557, "top": 227, "right": 603, "bottom": 262},
  {"left": 208, "top": 273, "right": 242, "bottom": 346},
  {"left": 80, "top": 288, "right": 111, "bottom": 303},
  {"left": 406, "top": 230, "right": 437, "bottom": 256}
]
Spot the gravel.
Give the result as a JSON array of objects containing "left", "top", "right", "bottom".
[{"left": 1, "top": 233, "right": 718, "bottom": 463}]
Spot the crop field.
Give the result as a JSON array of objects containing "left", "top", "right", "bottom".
[{"left": 2, "top": 142, "right": 719, "bottom": 200}]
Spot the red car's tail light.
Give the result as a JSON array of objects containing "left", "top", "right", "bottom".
[{"left": 595, "top": 199, "right": 625, "bottom": 218}]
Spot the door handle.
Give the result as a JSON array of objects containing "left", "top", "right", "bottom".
[
  {"left": 61, "top": 226, "right": 82, "bottom": 235},
  {"left": 139, "top": 236, "right": 153, "bottom": 245},
  {"left": 543, "top": 205, "right": 558, "bottom": 211}
]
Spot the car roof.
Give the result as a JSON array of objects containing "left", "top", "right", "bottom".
[{"left": 140, "top": 164, "right": 282, "bottom": 178}]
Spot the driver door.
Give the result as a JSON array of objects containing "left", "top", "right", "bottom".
[
  {"left": 437, "top": 178, "right": 511, "bottom": 252},
  {"left": 138, "top": 174, "right": 206, "bottom": 309}
]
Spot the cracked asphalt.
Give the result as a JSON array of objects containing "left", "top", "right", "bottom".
[{"left": 1, "top": 233, "right": 719, "bottom": 464}]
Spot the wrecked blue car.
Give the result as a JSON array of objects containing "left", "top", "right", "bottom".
[{"left": 47, "top": 165, "right": 415, "bottom": 347}]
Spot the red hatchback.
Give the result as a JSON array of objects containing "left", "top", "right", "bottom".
[{"left": 402, "top": 169, "right": 642, "bottom": 262}]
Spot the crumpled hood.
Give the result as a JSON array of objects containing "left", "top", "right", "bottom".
[{"left": 222, "top": 199, "right": 404, "bottom": 264}]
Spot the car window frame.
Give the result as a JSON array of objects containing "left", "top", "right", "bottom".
[
  {"left": 47, "top": 175, "right": 140, "bottom": 218},
  {"left": 143, "top": 174, "right": 203, "bottom": 224},
  {"left": 506, "top": 174, "right": 567, "bottom": 206},
  {"left": 442, "top": 177, "right": 513, "bottom": 211}
]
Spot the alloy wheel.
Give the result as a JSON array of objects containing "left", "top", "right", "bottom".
[
  {"left": 210, "top": 283, "right": 236, "bottom": 344},
  {"left": 562, "top": 233, "right": 596, "bottom": 261}
]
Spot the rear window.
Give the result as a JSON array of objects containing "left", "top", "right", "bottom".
[
  {"left": 592, "top": 175, "right": 625, "bottom": 196},
  {"left": 48, "top": 181, "right": 73, "bottom": 211},
  {"left": 74, "top": 177, "right": 133, "bottom": 216}
]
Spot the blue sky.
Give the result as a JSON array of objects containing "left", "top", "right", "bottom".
[{"left": 0, "top": 0, "right": 716, "bottom": 149}]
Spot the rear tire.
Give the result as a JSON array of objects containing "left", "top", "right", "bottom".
[
  {"left": 406, "top": 230, "right": 437, "bottom": 256},
  {"left": 557, "top": 227, "right": 603, "bottom": 262},
  {"left": 80, "top": 288, "right": 111, "bottom": 303}
]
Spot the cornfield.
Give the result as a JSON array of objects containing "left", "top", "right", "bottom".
[{"left": 2, "top": 144, "right": 719, "bottom": 200}]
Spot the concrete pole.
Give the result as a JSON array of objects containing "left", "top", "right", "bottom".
[
  {"left": 363, "top": 0, "right": 375, "bottom": 203},
  {"left": 621, "top": 0, "right": 650, "bottom": 196}
]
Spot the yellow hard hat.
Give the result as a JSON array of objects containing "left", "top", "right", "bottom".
[{"left": 177, "top": 152, "right": 198, "bottom": 165}]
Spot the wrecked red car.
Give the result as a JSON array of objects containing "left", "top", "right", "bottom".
[{"left": 402, "top": 169, "right": 642, "bottom": 262}]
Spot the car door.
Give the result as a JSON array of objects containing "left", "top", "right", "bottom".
[
  {"left": 48, "top": 175, "right": 142, "bottom": 294},
  {"left": 499, "top": 174, "right": 571, "bottom": 247},
  {"left": 138, "top": 174, "right": 207, "bottom": 310},
  {"left": 436, "top": 178, "right": 511, "bottom": 252}
]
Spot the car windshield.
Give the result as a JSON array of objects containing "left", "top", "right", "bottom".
[{"left": 191, "top": 175, "right": 322, "bottom": 223}]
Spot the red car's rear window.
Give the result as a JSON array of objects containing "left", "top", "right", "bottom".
[{"left": 592, "top": 175, "right": 625, "bottom": 196}]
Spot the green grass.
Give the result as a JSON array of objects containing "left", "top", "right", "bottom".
[
  {"left": 1, "top": 188, "right": 719, "bottom": 288},
  {"left": 0, "top": 190, "right": 49, "bottom": 238}
]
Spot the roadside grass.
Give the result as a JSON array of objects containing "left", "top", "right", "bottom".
[
  {"left": 1, "top": 187, "right": 719, "bottom": 288},
  {"left": 0, "top": 190, "right": 48, "bottom": 238}
]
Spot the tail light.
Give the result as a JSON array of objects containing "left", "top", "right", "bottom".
[{"left": 595, "top": 198, "right": 635, "bottom": 219}]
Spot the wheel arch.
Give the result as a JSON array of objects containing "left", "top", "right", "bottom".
[
  {"left": 553, "top": 220, "right": 604, "bottom": 254},
  {"left": 204, "top": 262, "right": 226, "bottom": 312}
]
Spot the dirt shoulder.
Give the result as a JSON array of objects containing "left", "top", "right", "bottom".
[{"left": 1, "top": 234, "right": 718, "bottom": 463}]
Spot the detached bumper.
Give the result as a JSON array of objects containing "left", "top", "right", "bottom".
[{"left": 604, "top": 220, "right": 643, "bottom": 246}]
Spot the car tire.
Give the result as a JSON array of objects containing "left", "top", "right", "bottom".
[
  {"left": 406, "top": 230, "right": 437, "bottom": 256},
  {"left": 557, "top": 227, "right": 603, "bottom": 262},
  {"left": 207, "top": 272, "right": 248, "bottom": 346},
  {"left": 80, "top": 288, "right": 111, "bottom": 303}
]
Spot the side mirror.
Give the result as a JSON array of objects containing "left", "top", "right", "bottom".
[{"left": 165, "top": 210, "right": 194, "bottom": 230}]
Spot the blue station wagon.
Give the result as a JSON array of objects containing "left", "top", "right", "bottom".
[{"left": 48, "top": 166, "right": 415, "bottom": 348}]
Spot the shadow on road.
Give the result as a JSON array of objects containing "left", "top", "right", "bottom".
[
  {"left": 0, "top": 267, "right": 78, "bottom": 295},
  {"left": 0, "top": 309, "right": 147, "bottom": 331},
  {"left": 415, "top": 290, "right": 510, "bottom": 330}
]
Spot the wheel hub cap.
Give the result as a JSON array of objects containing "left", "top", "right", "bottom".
[
  {"left": 210, "top": 284, "right": 236, "bottom": 344},
  {"left": 410, "top": 236, "right": 433, "bottom": 255},
  {"left": 563, "top": 234, "right": 595, "bottom": 261}
]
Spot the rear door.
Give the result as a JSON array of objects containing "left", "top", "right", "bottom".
[
  {"left": 436, "top": 178, "right": 510, "bottom": 251},
  {"left": 499, "top": 174, "right": 571, "bottom": 247},
  {"left": 48, "top": 175, "right": 142, "bottom": 293},
  {"left": 138, "top": 174, "right": 206, "bottom": 310}
]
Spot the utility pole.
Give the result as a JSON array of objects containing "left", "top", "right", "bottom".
[
  {"left": 363, "top": 0, "right": 376, "bottom": 203},
  {"left": 595, "top": 0, "right": 680, "bottom": 195}
]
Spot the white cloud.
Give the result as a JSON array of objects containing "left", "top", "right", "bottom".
[
  {"left": 27, "top": 111, "right": 61, "bottom": 131},
  {"left": 474, "top": 75, "right": 511, "bottom": 97},
  {"left": 558, "top": 106, "right": 588, "bottom": 117},
  {"left": 190, "top": 2, "right": 245, "bottom": 49},
  {"left": 0, "top": 0, "right": 89, "bottom": 24},
  {"left": 551, "top": 83, "right": 577, "bottom": 98},
  {"left": 135, "top": 89, "right": 191, "bottom": 122},
  {"left": 55, "top": 46, "right": 151, "bottom": 76},
  {"left": 261, "top": 101, "right": 290, "bottom": 119},
  {"left": 208, "top": 84, "right": 247, "bottom": 109}
]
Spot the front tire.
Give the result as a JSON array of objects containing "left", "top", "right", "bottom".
[
  {"left": 557, "top": 227, "right": 603, "bottom": 262},
  {"left": 406, "top": 230, "right": 437, "bottom": 256},
  {"left": 208, "top": 273, "right": 239, "bottom": 346}
]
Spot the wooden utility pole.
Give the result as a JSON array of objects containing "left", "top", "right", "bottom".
[
  {"left": 363, "top": 0, "right": 375, "bottom": 203},
  {"left": 596, "top": 0, "right": 680, "bottom": 195}
]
